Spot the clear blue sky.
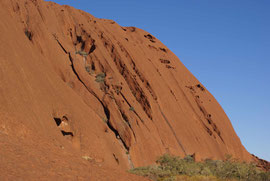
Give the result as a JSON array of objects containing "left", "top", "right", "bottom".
[{"left": 48, "top": 0, "right": 270, "bottom": 161}]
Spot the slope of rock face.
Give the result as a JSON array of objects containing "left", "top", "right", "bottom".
[{"left": 0, "top": 0, "right": 255, "bottom": 179}]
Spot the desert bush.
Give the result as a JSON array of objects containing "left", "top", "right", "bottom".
[
  {"left": 101, "top": 117, "right": 108, "bottom": 123},
  {"left": 85, "top": 66, "right": 91, "bottom": 73},
  {"left": 174, "top": 175, "right": 231, "bottom": 181},
  {"left": 129, "top": 154, "right": 270, "bottom": 181},
  {"left": 95, "top": 73, "right": 106, "bottom": 83},
  {"left": 75, "top": 50, "right": 88, "bottom": 56}
]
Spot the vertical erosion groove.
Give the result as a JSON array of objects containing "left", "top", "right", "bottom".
[
  {"left": 186, "top": 85, "right": 224, "bottom": 143},
  {"left": 53, "top": 36, "right": 132, "bottom": 160},
  {"left": 100, "top": 34, "right": 153, "bottom": 120}
]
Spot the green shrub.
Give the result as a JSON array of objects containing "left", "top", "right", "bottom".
[
  {"left": 101, "top": 117, "right": 108, "bottom": 123},
  {"left": 95, "top": 73, "right": 106, "bottom": 83},
  {"left": 129, "top": 154, "right": 270, "bottom": 181},
  {"left": 76, "top": 50, "right": 88, "bottom": 56},
  {"left": 129, "top": 107, "right": 135, "bottom": 111},
  {"left": 85, "top": 66, "right": 91, "bottom": 73}
]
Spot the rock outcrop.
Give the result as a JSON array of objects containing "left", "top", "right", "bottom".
[{"left": 0, "top": 0, "right": 260, "bottom": 179}]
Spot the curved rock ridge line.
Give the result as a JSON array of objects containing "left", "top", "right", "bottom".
[{"left": 1, "top": 0, "right": 264, "bottom": 179}]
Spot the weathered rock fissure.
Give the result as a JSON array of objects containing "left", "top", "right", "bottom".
[
  {"left": 88, "top": 43, "right": 96, "bottom": 54},
  {"left": 68, "top": 54, "right": 131, "bottom": 151},
  {"left": 119, "top": 92, "right": 150, "bottom": 131},
  {"left": 187, "top": 85, "right": 224, "bottom": 143},
  {"left": 112, "top": 94, "right": 137, "bottom": 144},
  {"left": 53, "top": 35, "right": 67, "bottom": 54},
  {"left": 119, "top": 110, "right": 137, "bottom": 142},
  {"left": 107, "top": 116, "right": 130, "bottom": 151},
  {"left": 117, "top": 42, "right": 157, "bottom": 101},
  {"left": 100, "top": 33, "right": 153, "bottom": 120},
  {"left": 53, "top": 38, "right": 131, "bottom": 153}
]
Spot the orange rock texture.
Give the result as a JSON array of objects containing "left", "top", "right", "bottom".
[{"left": 0, "top": 0, "right": 258, "bottom": 179}]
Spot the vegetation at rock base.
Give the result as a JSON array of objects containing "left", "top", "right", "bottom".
[{"left": 129, "top": 154, "right": 270, "bottom": 181}]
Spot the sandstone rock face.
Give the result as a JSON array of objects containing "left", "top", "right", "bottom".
[{"left": 0, "top": 0, "right": 253, "bottom": 179}]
